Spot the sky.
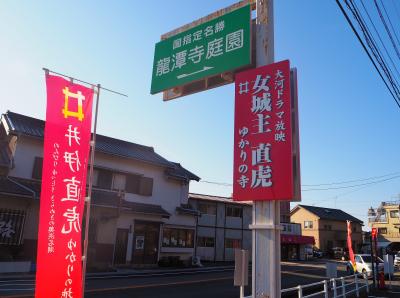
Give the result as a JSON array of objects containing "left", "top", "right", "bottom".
[{"left": 1, "top": 0, "right": 400, "bottom": 229}]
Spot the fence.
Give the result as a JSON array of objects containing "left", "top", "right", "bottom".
[{"left": 244, "top": 273, "right": 369, "bottom": 298}]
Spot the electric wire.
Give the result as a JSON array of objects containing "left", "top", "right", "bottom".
[
  {"left": 347, "top": 0, "right": 400, "bottom": 101},
  {"left": 336, "top": 0, "right": 400, "bottom": 108},
  {"left": 358, "top": 0, "right": 400, "bottom": 81}
]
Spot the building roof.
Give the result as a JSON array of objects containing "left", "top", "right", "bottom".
[
  {"left": 189, "top": 193, "right": 252, "bottom": 206},
  {"left": 2, "top": 111, "right": 199, "bottom": 182},
  {"left": 92, "top": 190, "right": 170, "bottom": 218},
  {"left": 0, "top": 177, "right": 36, "bottom": 198},
  {"left": 166, "top": 162, "right": 200, "bottom": 182},
  {"left": 291, "top": 204, "right": 363, "bottom": 224}
]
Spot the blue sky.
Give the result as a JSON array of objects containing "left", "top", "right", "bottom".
[{"left": 1, "top": 0, "right": 399, "bottom": 228}]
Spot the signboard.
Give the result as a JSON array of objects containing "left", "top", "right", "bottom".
[
  {"left": 233, "top": 60, "right": 293, "bottom": 201},
  {"left": 371, "top": 227, "right": 377, "bottom": 240},
  {"left": 151, "top": 4, "right": 251, "bottom": 95},
  {"left": 35, "top": 74, "right": 93, "bottom": 298}
]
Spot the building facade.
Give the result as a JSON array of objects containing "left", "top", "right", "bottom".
[
  {"left": 190, "top": 194, "right": 314, "bottom": 262},
  {"left": 368, "top": 201, "right": 400, "bottom": 253},
  {"left": 0, "top": 111, "right": 200, "bottom": 270},
  {"left": 290, "top": 205, "right": 363, "bottom": 254}
]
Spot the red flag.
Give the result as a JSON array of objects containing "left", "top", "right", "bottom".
[
  {"left": 35, "top": 74, "right": 94, "bottom": 298},
  {"left": 347, "top": 220, "right": 356, "bottom": 272},
  {"left": 233, "top": 60, "right": 293, "bottom": 201}
]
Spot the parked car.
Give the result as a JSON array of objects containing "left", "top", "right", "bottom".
[
  {"left": 313, "top": 249, "right": 323, "bottom": 258},
  {"left": 394, "top": 252, "right": 400, "bottom": 268},
  {"left": 346, "top": 254, "right": 384, "bottom": 277},
  {"left": 331, "top": 247, "right": 347, "bottom": 260}
]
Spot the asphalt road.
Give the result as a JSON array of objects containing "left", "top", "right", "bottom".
[{"left": 0, "top": 261, "right": 348, "bottom": 298}]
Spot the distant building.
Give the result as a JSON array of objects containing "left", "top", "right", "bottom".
[
  {"left": 368, "top": 201, "right": 400, "bottom": 254},
  {"left": 190, "top": 194, "right": 314, "bottom": 262},
  {"left": 290, "top": 205, "right": 363, "bottom": 254},
  {"left": 0, "top": 111, "right": 200, "bottom": 270}
]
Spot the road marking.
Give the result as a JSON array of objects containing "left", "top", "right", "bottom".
[
  {"left": 0, "top": 276, "right": 232, "bottom": 297},
  {"left": 177, "top": 66, "right": 213, "bottom": 79}
]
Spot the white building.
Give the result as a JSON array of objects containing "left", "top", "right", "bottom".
[{"left": 0, "top": 111, "right": 200, "bottom": 270}]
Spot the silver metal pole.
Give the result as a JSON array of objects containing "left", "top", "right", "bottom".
[
  {"left": 81, "top": 84, "right": 101, "bottom": 297},
  {"left": 252, "top": 1, "right": 279, "bottom": 298}
]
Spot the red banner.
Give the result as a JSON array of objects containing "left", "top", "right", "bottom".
[
  {"left": 35, "top": 75, "right": 94, "bottom": 298},
  {"left": 233, "top": 60, "right": 293, "bottom": 201},
  {"left": 347, "top": 221, "right": 356, "bottom": 272}
]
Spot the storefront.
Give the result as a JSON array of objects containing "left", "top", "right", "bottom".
[{"left": 281, "top": 234, "right": 315, "bottom": 261}]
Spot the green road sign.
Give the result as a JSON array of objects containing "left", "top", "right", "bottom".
[{"left": 150, "top": 4, "right": 251, "bottom": 95}]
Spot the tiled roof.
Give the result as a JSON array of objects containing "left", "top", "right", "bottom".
[
  {"left": 293, "top": 205, "right": 363, "bottom": 224},
  {"left": 189, "top": 193, "right": 252, "bottom": 206},
  {"left": 176, "top": 205, "right": 200, "bottom": 216},
  {"left": 91, "top": 190, "right": 169, "bottom": 218},
  {"left": 0, "top": 178, "right": 170, "bottom": 218},
  {"left": 0, "top": 177, "right": 36, "bottom": 198},
  {"left": 3, "top": 111, "right": 198, "bottom": 181},
  {"left": 166, "top": 163, "right": 200, "bottom": 182}
]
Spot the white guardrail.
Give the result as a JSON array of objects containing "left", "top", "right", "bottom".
[{"left": 244, "top": 273, "right": 369, "bottom": 298}]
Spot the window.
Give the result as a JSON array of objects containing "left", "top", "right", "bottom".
[
  {"left": 378, "top": 228, "right": 387, "bottom": 234},
  {"left": 198, "top": 203, "right": 216, "bottom": 215},
  {"left": 324, "top": 225, "right": 332, "bottom": 231},
  {"left": 390, "top": 210, "right": 399, "bottom": 218},
  {"left": 304, "top": 221, "right": 313, "bottom": 229},
  {"left": 353, "top": 226, "right": 357, "bottom": 232},
  {"left": 138, "top": 177, "right": 153, "bottom": 196},
  {"left": 32, "top": 157, "right": 43, "bottom": 180},
  {"left": 162, "top": 227, "right": 194, "bottom": 248},
  {"left": 225, "top": 238, "right": 242, "bottom": 249},
  {"left": 282, "top": 224, "right": 292, "bottom": 232},
  {"left": 125, "top": 174, "right": 141, "bottom": 193},
  {"left": 96, "top": 169, "right": 113, "bottom": 189},
  {"left": 226, "top": 206, "right": 242, "bottom": 218},
  {"left": 197, "top": 237, "right": 215, "bottom": 247},
  {"left": 112, "top": 173, "right": 126, "bottom": 191},
  {"left": 126, "top": 174, "right": 153, "bottom": 196}
]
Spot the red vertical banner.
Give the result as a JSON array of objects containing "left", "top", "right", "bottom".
[
  {"left": 347, "top": 221, "right": 356, "bottom": 272},
  {"left": 35, "top": 74, "right": 94, "bottom": 298},
  {"left": 233, "top": 60, "right": 293, "bottom": 201}
]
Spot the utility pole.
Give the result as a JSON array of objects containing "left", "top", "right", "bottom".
[{"left": 251, "top": 1, "right": 280, "bottom": 298}]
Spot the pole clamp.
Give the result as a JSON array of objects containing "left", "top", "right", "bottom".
[{"left": 85, "top": 196, "right": 91, "bottom": 203}]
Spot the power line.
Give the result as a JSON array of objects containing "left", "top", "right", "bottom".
[
  {"left": 302, "top": 171, "right": 400, "bottom": 186},
  {"left": 302, "top": 174, "right": 400, "bottom": 191},
  {"left": 199, "top": 170, "right": 400, "bottom": 190},
  {"left": 336, "top": 0, "right": 400, "bottom": 108}
]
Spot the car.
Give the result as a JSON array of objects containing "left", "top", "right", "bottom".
[
  {"left": 313, "top": 249, "right": 323, "bottom": 258},
  {"left": 394, "top": 252, "right": 400, "bottom": 268},
  {"left": 346, "top": 254, "right": 384, "bottom": 277},
  {"left": 331, "top": 247, "right": 347, "bottom": 260}
]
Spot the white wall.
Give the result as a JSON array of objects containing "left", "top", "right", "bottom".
[
  {"left": 9, "top": 136, "right": 43, "bottom": 179},
  {"left": 10, "top": 136, "right": 196, "bottom": 229}
]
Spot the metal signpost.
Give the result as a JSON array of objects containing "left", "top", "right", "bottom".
[
  {"left": 152, "top": 1, "right": 299, "bottom": 297},
  {"left": 150, "top": 2, "right": 252, "bottom": 98}
]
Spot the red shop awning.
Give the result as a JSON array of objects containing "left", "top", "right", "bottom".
[{"left": 281, "top": 234, "right": 315, "bottom": 245}]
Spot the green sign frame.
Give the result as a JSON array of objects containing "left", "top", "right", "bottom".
[{"left": 150, "top": 4, "right": 251, "bottom": 94}]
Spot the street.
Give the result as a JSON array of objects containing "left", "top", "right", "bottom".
[{"left": 0, "top": 261, "right": 348, "bottom": 298}]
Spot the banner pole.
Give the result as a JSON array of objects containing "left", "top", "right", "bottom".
[{"left": 81, "top": 84, "right": 101, "bottom": 297}]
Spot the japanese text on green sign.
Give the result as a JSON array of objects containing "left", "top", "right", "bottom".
[{"left": 151, "top": 4, "right": 251, "bottom": 94}]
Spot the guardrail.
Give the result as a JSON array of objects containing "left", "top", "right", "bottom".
[{"left": 243, "top": 273, "right": 369, "bottom": 298}]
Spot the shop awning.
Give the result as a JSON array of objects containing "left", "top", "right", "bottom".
[{"left": 281, "top": 234, "right": 315, "bottom": 245}]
